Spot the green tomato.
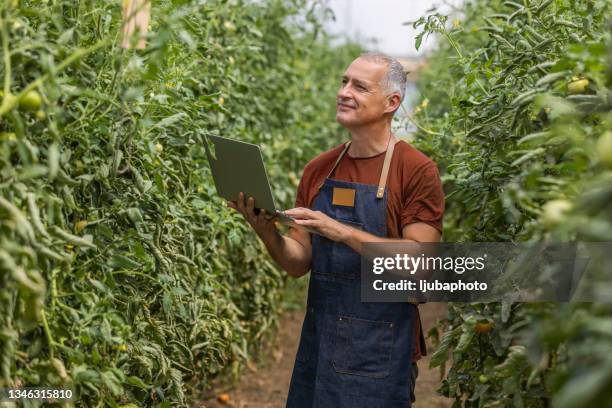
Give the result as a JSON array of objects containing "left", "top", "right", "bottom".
[
  {"left": 542, "top": 199, "right": 572, "bottom": 228},
  {"left": 567, "top": 78, "right": 589, "bottom": 94},
  {"left": 19, "top": 90, "right": 43, "bottom": 111},
  {"left": 0, "top": 132, "right": 17, "bottom": 141},
  {"left": 479, "top": 374, "right": 489, "bottom": 384},
  {"left": 596, "top": 131, "right": 612, "bottom": 169}
]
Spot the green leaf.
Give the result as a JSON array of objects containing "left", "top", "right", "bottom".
[
  {"left": 109, "top": 254, "right": 142, "bottom": 270},
  {"left": 415, "top": 32, "right": 425, "bottom": 51},
  {"left": 126, "top": 375, "right": 149, "bottom": 390}
]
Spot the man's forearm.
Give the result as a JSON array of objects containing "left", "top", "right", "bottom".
[
  {"left": 342, "top": 228, "right": 415, "bottom": 254},
  {"left": 260, "top": 230, "right": 311, "bottom": 278}
]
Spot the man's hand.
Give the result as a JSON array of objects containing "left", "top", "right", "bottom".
[
  {"left": 283, "top": 207, "right": 352, "bottom": 242},
  {"left": 227, "top": 192, "right": 278, "bottom": 240},
  {"left": 284, "top": 207, "right": 441, "bottom": 260},
  {"left": 227, "top": 194, "right": 312, "bottom": 278}
]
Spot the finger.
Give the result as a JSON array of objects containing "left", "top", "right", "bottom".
[
  {"left": 284, "top": 207, "right": 314, "bottom": 219},
  {"left": 246, "top": 196, "right": 256, "bottom": 219},
  {"left": 246, "top": 196, "right": 255, "bottom": 211},
  {"left": 227, "top": 201, "right": 237, "bottom": 210},
  {"left": 284, "top": 207, "right": 306, "bottom": 215},
  {"left": 236, "top": 192, "right": 246, "bottom": 212},
  {"left": 294, "top": 219, "right": 320, "bottom": 227},
  {"left": 235, "top": 193, "right": 250, "bottom": 218}
]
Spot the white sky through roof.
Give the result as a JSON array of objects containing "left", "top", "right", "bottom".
[{"left": 324, "top": 0, "right": 465, "bottom": 57}]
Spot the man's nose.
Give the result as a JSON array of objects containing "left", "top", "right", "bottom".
[{"left": 337, "top": 84, "right": 352, "bottom": 100}]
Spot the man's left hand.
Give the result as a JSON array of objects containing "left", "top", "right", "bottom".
[{"left": 284, "top": 207, "right": 351, "bottom": 242}]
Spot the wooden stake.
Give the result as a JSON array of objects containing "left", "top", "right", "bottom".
[{"left": 121, "top": 0, "right": 151, "bottom": 49}]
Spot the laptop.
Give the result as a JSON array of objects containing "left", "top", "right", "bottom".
[{"left": 203, "top": 135, "right": 318, "bottom": 234}]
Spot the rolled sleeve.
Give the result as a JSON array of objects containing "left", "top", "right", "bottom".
[{"left": 400, "top": 163, "right": 445, "bottom": 233}]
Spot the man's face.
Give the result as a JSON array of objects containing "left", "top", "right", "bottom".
[{"left": 336, "top": 57, "right": 392, "bottom": 128}]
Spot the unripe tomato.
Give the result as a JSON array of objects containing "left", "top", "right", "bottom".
[
  {"left": 596, "top": 131, "right": 612, "bottom": 169},
  {"left": 542, "top": 199, "right": 572, "bottom": 228},
  {"left": 567, "top": 78, "right": 589, "bottom": 94},
  {"left": 479, "top": 374, "right": 489, "bottom": 384},
  {"left": 19, "top": 90, "right": 43, "bottom": 111},
  {"left": 155, "top": 142, "right": 164, "bottom": 153},
  {"left": 0, "top": 132, "right": 17, "bottom": 141}
]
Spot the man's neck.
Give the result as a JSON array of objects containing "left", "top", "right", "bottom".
[{"left": 347, "top": 122, "right": 395, "bottom": 158}]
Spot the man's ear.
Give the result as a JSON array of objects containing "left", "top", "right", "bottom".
[{"left": 385, "top": 92, "right": 402, "bottom": 114}]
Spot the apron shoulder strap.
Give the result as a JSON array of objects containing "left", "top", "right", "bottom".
[
  {"left": 376, "top": 137, "right": 397, "bottom": 198},
  {"left": 315, "top": 137, "right": 397, "bottom": 197},
  {"left": 317, "top": 141, "right": 351, "bottom": 192}
]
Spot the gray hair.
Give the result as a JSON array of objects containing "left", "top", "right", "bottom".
[{"left": 359, "top": 52, "right": 407, "bottom": 104}]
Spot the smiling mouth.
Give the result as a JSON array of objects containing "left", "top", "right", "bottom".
[{"left": 337, "top": 103, "right": 356, "bottom": 110}]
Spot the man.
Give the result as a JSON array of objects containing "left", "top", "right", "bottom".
[{"left": 228, "top": 52, "right": 444, "bottom": 407}]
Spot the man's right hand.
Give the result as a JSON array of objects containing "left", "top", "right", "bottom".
[
  {"left": 227, "top": 192, "right": 278, "bottom": 241},
  {"left": 227, "top": 192, "right": 312, "bottom": 278}
]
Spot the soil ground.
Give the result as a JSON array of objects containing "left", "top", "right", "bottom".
[{"left": 202, "top": 303, "right": 451, "bottom": 408}]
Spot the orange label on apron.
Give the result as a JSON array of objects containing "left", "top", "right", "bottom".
[{"left": 332, "top": 187, "right": 356, "bottom": 207}]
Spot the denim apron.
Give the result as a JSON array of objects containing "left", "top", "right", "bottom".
[{"left": 287, "top": 138, "right": 417, "bottom": 408}]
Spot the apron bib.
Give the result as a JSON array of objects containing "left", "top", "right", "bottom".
[{"left": 287, "top": 137, "right": 417, "bottom": 408}]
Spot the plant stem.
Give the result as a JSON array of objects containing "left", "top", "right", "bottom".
[
  {"left": 0, "top": 38, "right": 110, "bottom": 118},
  {"left": 407, "top": 112, "right": 444, "bottom": 136},
  {"left": 443, "top": 30, "right": 464, "bottom": 60},
  {"left": 41, "top": 309, "right": 56, "bottom": 360},
  {"left": 475, "top": 78, "right": 490, "bottom": 96},
  {"left": 0, "top": 11, "right": 12, "bottom": 96},
  {"left": 401, "top": 104, "right": 444, "bottom": 136},
  {"left": 442, "top": 27, "right": 490, "bottom": 96}
]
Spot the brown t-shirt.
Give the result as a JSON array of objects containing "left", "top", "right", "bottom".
[
  {"left": 295, "top": 140, "right": 445, "bottom": 361},
  {"left": 296, "top": 140, "right": 444, "bottom": 235}
]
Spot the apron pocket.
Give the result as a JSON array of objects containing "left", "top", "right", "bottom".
[{"left": 332, "top": 316, "right": 394, "bottom": 378}]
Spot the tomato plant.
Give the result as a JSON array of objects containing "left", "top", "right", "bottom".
[
  {"left": 0, "top": 0, "right": 359, "bottom": 405},
  {"left": 407, "top": 0, "right": 612, "bottom": 406}
]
